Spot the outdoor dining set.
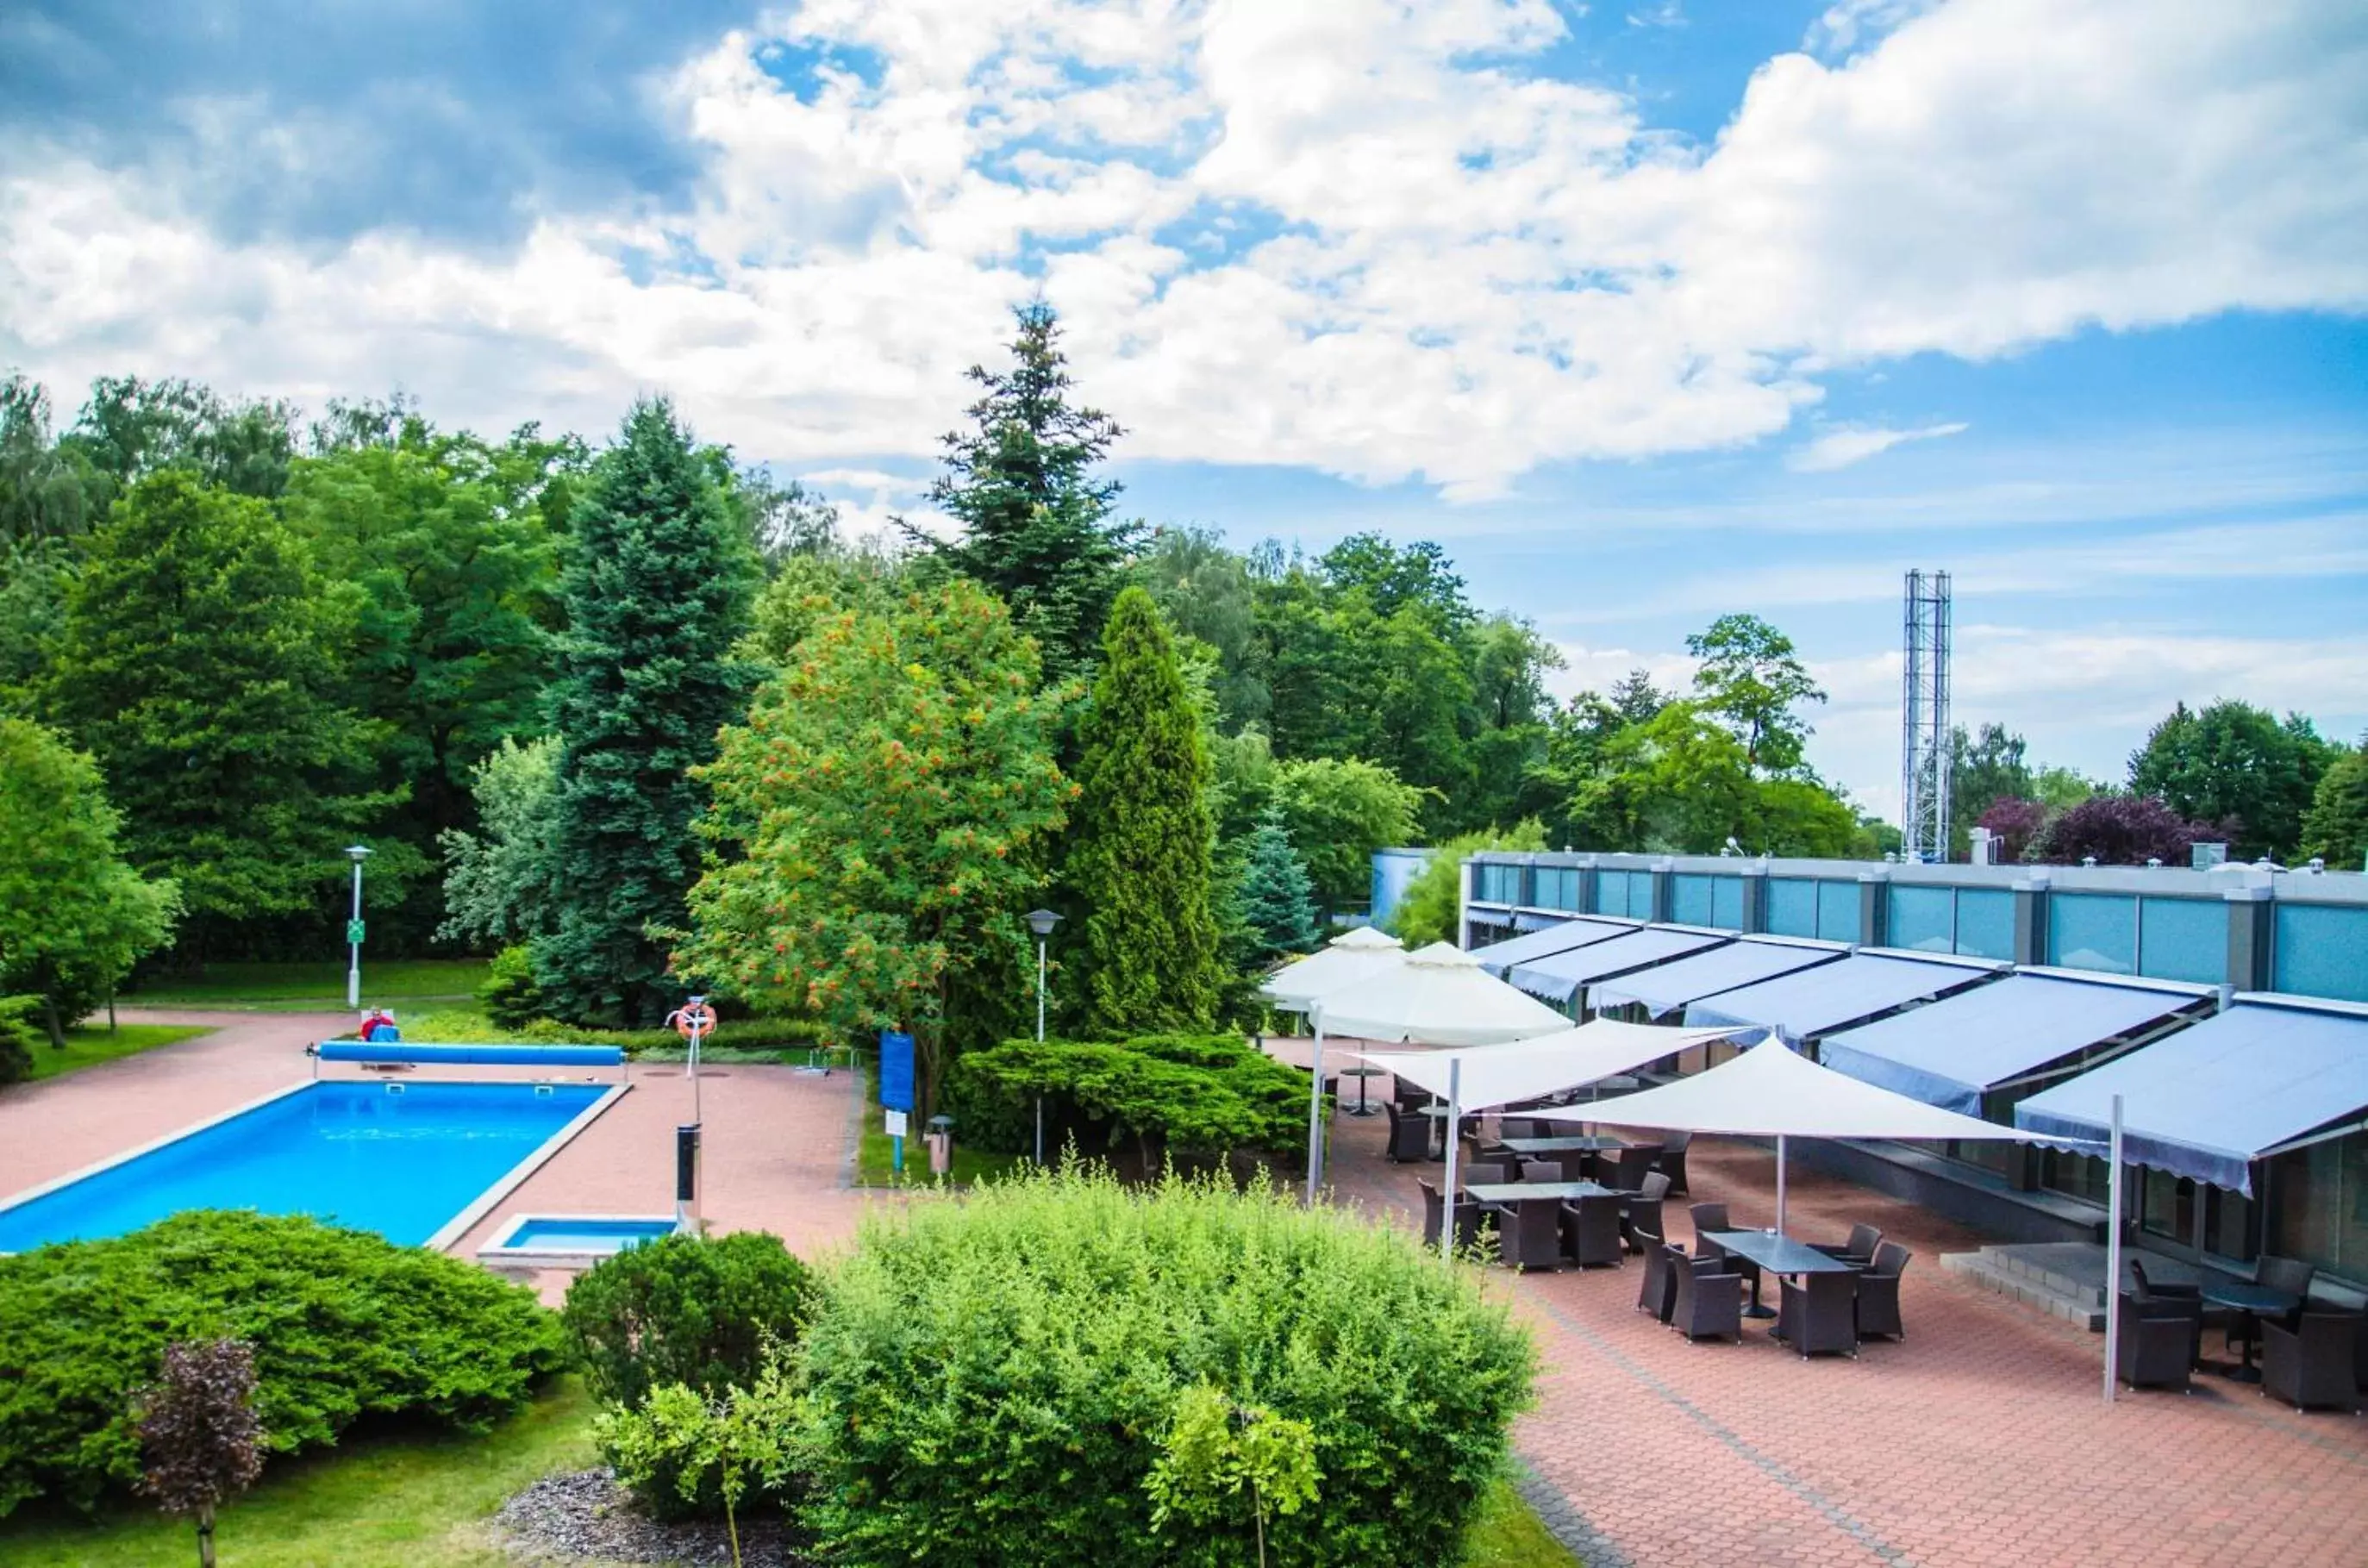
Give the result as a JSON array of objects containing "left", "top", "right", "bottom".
[{"left": 2115, "top": 1253, "right": 2365, "bottom": 1414}]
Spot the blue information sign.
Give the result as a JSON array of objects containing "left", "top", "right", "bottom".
[{"left": 879, "top": 1030, "right": 915, "bottom": 1113}]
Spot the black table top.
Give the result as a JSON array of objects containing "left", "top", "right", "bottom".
[
  {"left": 2199, "top": 1281, "right": 2302, "bottom": 1314},
  {"left": 1462, "top": 1181, "right": 1621, "bottom": 1203},
  {"left": 1498, "top": 1135, "right": 1626, "bottom": 1154},
  {"left": 1704, "top": 1230, "right": 1860, "bottom": 1275},
  {"left": 1339, "top": 1065, "right": 1386, "bottom": 1077}
]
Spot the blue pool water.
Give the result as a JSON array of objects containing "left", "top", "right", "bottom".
[
  {"left": 501, "top": 1217, "right": 678, "bottom": 1253},
  {"left": 0, "top": 1081, "right": 609, "bottom": 1253}
]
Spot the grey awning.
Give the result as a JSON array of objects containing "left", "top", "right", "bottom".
[
  {"left": 2015, "top": 997, "right": 2368, "bottom": 1194},
  {"left": 1590, "top": 939, "right": 1846, "bottom": 1018},
  {"left": 1507, "top": 928, "right": 1729, "bottom": 1006},
  {"left": 1821, "top": 971, "right": 2209, "bottom": 1115},
  {"left": 1470, "top": 918, "right": 1636, "bottom": 978},
  {"left": 1680, "top": 953, "right": 2002, "bottom": 1045}
]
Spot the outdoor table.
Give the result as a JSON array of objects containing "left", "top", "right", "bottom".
[
  {"left": 1461, "top": 1180, "right": 1621, "bottom": 1203},
  {"left": 2199, "top": 1281, "right": 2302, "bottom": 1383},
  {"left": 1340, "top": 1064, "right": 1385, "bottom": 1118},
  {"left": 1498, "top": 1135, "right": 1626, "bottom": 1155},
  {"left": 1706, "top": 1229, "right": 1859, "bottom": 1321}
]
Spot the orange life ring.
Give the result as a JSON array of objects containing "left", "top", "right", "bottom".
[{"left": 672, "top": 1003, "right": 716, "bottom": 1039}]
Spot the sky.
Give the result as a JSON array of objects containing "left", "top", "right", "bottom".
[{"left": 3, "top": 0, "right": 2364, "bottom": 822}]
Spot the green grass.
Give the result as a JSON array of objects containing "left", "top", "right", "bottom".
[
  {"left": 850, "top": 1046, "right": 1023, "bottom": 1189},
  {"left": 17, "top": 1023, "right": 213, "bottom": 1083},
  {"left": 0, "top": 1378, "right": 599, "bottom": 1568},
  {"left": 0, "top": 1379, "right": 1577, "bottom": 1567},
  {"left": 1464, "top": 1476, "right": 1586, "bottom": 1567},
  {"left": 122, "top": 959, "right": 493, "bottom": 1012}
]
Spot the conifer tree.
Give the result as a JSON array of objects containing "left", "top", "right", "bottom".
[
  {"left": 1070, "top": 587, "right": 1223, "bottom": 1034},
  {"left": 534, "top": 398, "right": 758, "bottom": 1027},
  {"left": 1234, "top": 804, "right": 1321, "bottom": 965},
  {"left": 915, "top": 303, "right": 1139, "bottom": 684}
]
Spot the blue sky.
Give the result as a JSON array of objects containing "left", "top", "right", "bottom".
[{"left": 3, "top": 0, "right": 2363, "bottom": 820}]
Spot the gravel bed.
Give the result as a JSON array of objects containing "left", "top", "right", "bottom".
[{"left": 496, "top": 1468, "right": 811, "bottom": 1567}]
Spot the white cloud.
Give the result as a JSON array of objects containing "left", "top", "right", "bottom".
[
  {"left": 1788, "top": 421, "right": 1969, "bottom": 472},
  {"left": 1804, "top": 0, "right": 1942, "bottom": 57},
  {"left": 2, "top": 0, "right": 2363, "bottom": 498}
]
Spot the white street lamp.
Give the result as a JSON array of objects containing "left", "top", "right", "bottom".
[
  {"left": 1025, "top": 909, "right": 1062, "bottom": 1165},
  {"left": 344, "top": 845, "right": 372, "bottom": 1009}
]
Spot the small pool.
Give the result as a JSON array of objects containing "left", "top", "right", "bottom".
[
  {"left": 0, "top": 1080, "right": 616, "bottom": 1253},
  {"left": 479, "top": 1214, "right": 684, "bottom": 1270}
]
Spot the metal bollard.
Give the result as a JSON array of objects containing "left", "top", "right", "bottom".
[{"left": 925, "top": 1114, "right": 954, "bottom": 1176}]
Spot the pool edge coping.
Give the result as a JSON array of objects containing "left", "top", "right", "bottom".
[
  {"left": 0, "top": 1078, "right": 318, "bottom": 1220},
  {"left": 424, "top": 1083, "right": 634, "bottom": 1253}
]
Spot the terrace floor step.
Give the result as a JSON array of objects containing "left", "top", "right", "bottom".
[{"left": 1941, "top": 1246, "right": 2106, "bottom": 1332}]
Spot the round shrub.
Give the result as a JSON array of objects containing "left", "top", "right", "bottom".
[
  {"left": 562, "top": 1230, "right": 814, "bottom": 1410},
  {"left": 0, "top": 1210, "right": 566, "bottom": 1518},
  {"left": 790, "top": 1165, "right": 1535, "bottom": 1568}
]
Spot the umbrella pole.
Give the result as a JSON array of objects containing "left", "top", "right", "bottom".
[
  {"left": 1305, "top": 1015, "right": 1326, "bottom": 1205},
  {"left": 1775, "top": 1133, "right": 1788, "bottom": 1234},
  {"left": 2103, "top": 1093, "right": 2124, "bottom": 1405},
  {"left": 1440, "top": 1057, "right": 1463, "bottom": 1264}
]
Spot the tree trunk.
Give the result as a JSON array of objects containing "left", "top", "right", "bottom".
[
  {"left": 40, "top": 991, "right": 65, "bottom": 1051},
  {"left": 197, "top": 1502, "right": 216, "bottom": 1568}
]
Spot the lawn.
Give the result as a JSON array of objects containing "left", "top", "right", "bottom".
[
  {"left": 19, "top": 1022, "right": 213, "bottom": 1082},
  {"left": 122, "top": 959, "right": 493, "bottom": 1012},
  {"left": 850, "top": 1046, "right": 1023, "bottom": 1189},
  {"left": 0, "top": 1377, "right": 1577, "bottom": 1567}
]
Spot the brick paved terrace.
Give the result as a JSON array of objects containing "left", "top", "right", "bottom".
[{"left": 1280, "top": 1035, "right": 2368, "bottom": 1568}]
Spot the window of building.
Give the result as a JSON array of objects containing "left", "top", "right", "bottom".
[
  {"left": 1671, "top": 874, "right": 1713, "bottom": 926},
  {"left": 1815, "top": 880, "right": 1859, "bottom": 944},
  {"left": 1710, "top": 876, "right": 1746, "bottom": 931},
  {"left": 1596, "top": 869, "right": 1652, "bottom": 919},
  {"left": 2137, "top": 897, "right": 2226, "bottom": 985},
  {"left": 1472, "top": 863, "right": 1521, "bottom": 906},
  {"left": 1955, "top": 889, "right": 2014, "bottom": 960},
  {"left": 2049, "top": 893, "right": 2138, "bottom": 975},
  {"left": 1768, "top": 878, "right": 1817, "bottom": 938},
  {"left": 1534, "top": 867, "right": 1580, "bottom": 911},
  {"left": 2273, "top": 903, "right": 2368, "bottom": 1003},
  {"left": 2269, "top": 1132, "right": 2368, "bottom": 1286},
  {"left": 1889, "top": 886, "right": 1955, "bottom": 953}
]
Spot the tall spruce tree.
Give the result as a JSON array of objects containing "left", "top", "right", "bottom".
[
  {"left": 534, "top": 398, "right": 758, "bottom": 1027},
  {"left": 1070, "top": 587, "right": 1222, "bottom": 1034},
  {"left": 915, "top": 302, "right": 1139, "bottom": 684},
  {"left": 1234, "top": 804, "right": 1321, "bottom": 965}
]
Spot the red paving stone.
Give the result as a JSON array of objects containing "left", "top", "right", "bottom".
[
  {"left": 1293, "top": 1034, "right": 2368, "bottom": 1568},
  {"left": 13, "top": 1020, "right": 2368, "bottom": 1565}
]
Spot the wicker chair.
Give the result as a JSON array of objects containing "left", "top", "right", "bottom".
[
  {"left": 1479, "top": 1195, "right": 1567, "bottom": 1271},
  {"left": 2115, "top": 1292, "right": 2200, "bottom": 1394},
  {"left": 1561, "top": 1192, "right": 1627, "bottom": 1269},
  {"left": 2261, "top": 1315, "right": 2360, "bottom": 1415},
  {"left": 1670, "top": 1257, "right": 1743, "bottom": 1342},
  {"left": 1654, "top": 1130, "right": 1692, "bottom": 1196},
  {"left": 1623, "top": 1171, "right": 1671, "bottom": 1254},
  {"left": 1813, "top": 1222, "right": 1884, "bottom": 1270},
  {"left": 1688, "top": 1203, "right": 1759, "bottom": 1294},
  {"left": 1854, "top": 1242, "right": 1912, "bottom": 1341},
  {"left": 1605, "top": 1144, "right": 1659, "bottom": 1193},
  {"left": 1777, "top": 1271, "right": 1859, "bottom": 1359},
  {"left": 1460, "top": 1160, "right": 1512, "bottom": 1187},
  {"left": 1416, "top": 1178, "right": 1484, "bottom": 1252},
  {"left": 1382, "top": 1103, "right": 1432, "bottom": 1163},
  {"left": 1634, "top": 1232, "right": 1679, "bottom": 1321}
]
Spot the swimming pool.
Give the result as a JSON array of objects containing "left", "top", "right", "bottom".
[{"left": 0, "top": 1080, "right": 618, "bottom": 1253}]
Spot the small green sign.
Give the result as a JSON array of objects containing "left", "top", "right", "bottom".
[{"left": 346, "top": 920, "right": 366, "bottom": 946}]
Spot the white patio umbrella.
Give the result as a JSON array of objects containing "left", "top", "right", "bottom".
[
  {"left": 1306, "top": 942, "right": 1570, "bottom": 1221},
  {"left": 1531, "top": 1036, "right": 2081, "bottom": 1231},
  {"left": 1259, "top": 924, "right": 1404, "bottom": 1012}
]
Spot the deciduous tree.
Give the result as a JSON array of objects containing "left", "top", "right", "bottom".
[
  {"left": 2299, "top": 740, "right": 2368, "bottom": 870},
  {"left": 1684, "top": 613, "right": 1826, "bottom": 776},
  {"left": 678, "top": 579, "right": 1069, "bottom": 1116},
  {"left": 2129, "top": 699, "right": 2332, "bottom": 862},
  {"left": 1269, "top": 757, "right": 1428, "bottom": 915},
  {"left": 135, "top": 1340, "right": 265, "bottom": 1568}
]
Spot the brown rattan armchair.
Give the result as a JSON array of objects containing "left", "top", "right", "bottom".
[
  {"left": 1478, "top": 1195, "right": 1567, "bottom": 1271},
  {"left": 1382, "top": 1102, "right": 1432, "bottom": 1163},
  {"left": 1670, "top": 1256, "right": 1743, "bottom": 1342},
  {"left": 1561, "top": 1192, "right": 1627, "bottom": 1269},
  {"left": 1417, "top": 1178, "right": 1484, "bottom": 1252},
  {"left": 1777, "top": 1271, "right": 1859, "bottom": 1359},
  {"left": 1622, "top": 1171, "right": 1671, "bottom": 1254},
  {"left": 1854, "top": 1242, "right": 1912, "bottom": 1341},
  {"left": 2115, "top": 1292, "right": 2200, "bottom": 1394},
  {"left": 1812, "top": 1222, "right": 1884, "bottom": 1270},
  {"left": 1689, "top": 1203, "right": 1759, "bottom": 1294},
  {"left": 1654, "top": 1130, "right": 1692, "bottom": 1196}
]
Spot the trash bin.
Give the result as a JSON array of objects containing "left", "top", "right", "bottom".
[{"left": 925, "top": 1115, "right": 954, "bottom": 1177}]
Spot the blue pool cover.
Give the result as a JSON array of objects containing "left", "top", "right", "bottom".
[{"left": 0, "top": 1081, "right": 608, "bottom": 1253}]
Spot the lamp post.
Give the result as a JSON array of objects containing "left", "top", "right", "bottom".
[
  {"left": 1026, "top": 909, "right": 1062, "bottom": 1165},
  {"left": 344, "top": 845, "right": 372, "bottom": 1009}
]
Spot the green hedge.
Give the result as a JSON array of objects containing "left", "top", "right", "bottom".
[
  {"left": 790, "top": 1165, "right": 1534, "bottom": 1567},
  {"left": 0, "top": 1210, "right": 566, "bottom": 1518},
  {"left": 943, "top": 1032, "right": 1309, "bottom": 1158}
]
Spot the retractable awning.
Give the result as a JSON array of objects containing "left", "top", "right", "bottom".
[
  {"left": 1680, "top": 952, "right": 2003, "bottom": 1045},
  {"left": 1261, "top": 926, "right": 1404, "bottom": 1012},
  {"left": 1507, "top": 928, "right": 1729, "bottom": 1005},
  {"left": 1511, "top": 911, "right": 1565, "bottom": 933},
  {"left": 1821, "top": 971, "right": 2210, "bottom": 1115},
  {"left": 1470, "top": 918, "right": 1636, "bottom": 978},
  {"left": 1354, "top": 1019, "right": 1751, "bottom": 1111},
  {"left": 1589, "top": 938, "right": 1846, "bottom": 1018},
  {"left": 2015, "top": 996, "right": 2368, "bottom": 1195}
]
